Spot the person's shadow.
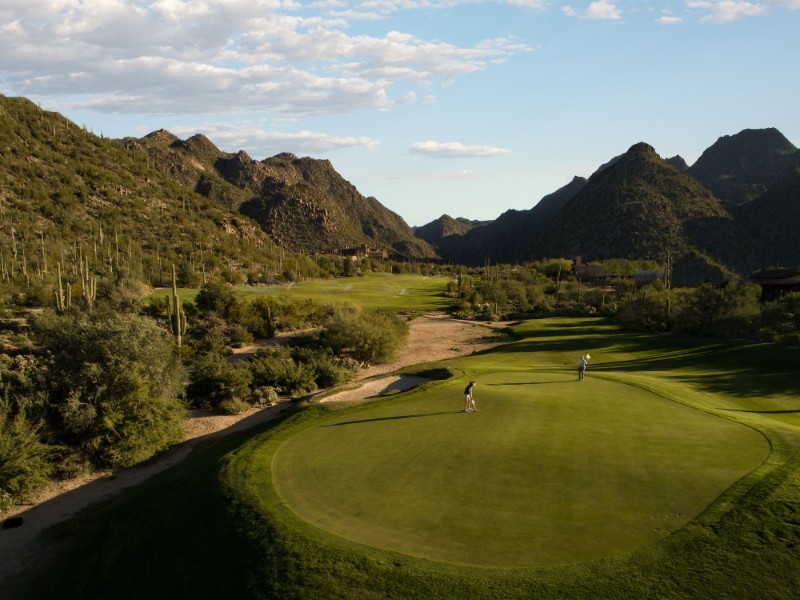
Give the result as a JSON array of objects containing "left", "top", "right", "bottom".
[{"left": 323, "top": 411, "right": 464, "bottom": 427}]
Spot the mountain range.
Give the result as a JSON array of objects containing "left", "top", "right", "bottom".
[
  {"left": 128, "top": 130, "right": 435, "bottom": 260},
  {"left": 420, "top": 128, "right": 800, "bottom": 281},
  {"left": 2, "top": 94, "right": 799, "bottom": 285}
]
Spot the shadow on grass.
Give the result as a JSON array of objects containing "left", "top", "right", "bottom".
[
  {"left": 486, "top": 380, "right": 573, "bottom": 386},
  {"left": 721, "top": 409, "right": 800, "bottom": 414},
  {"left": 506, "top": 320, "right": 800, "bottom": 399},
  {"left": 323, "top": 411, "right": 463, "bottom": 427}
]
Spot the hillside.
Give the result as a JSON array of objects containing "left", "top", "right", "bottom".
[
  {"left": 413, "top": 215, "right": 486, "bottom": 249},
  {"left": 687, "top": 128, "right": 800, "bottom": 205},
  {"left": 426, "top": 176, "right": 588, "bottom": 265},
  {"left": 735, "top": 164, "right": 800, "bottom": 267},
  {"left": 429, "top": 142, "right": 765, "bottom": 279},
  {"left": 0, "top": 96, "right": 282, "bottom": 288},
  {"left": 538, "top": 143, "right": 758, "bottom": 272},
  {"left": 130, "top": 134, "right": 436, "bottom": 259},
  {"left": 3, "top": 95, "right": 795, "bottom": 281}
]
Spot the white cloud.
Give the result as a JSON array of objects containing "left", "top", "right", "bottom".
[
  {"left": 686, "top": 0, "right": 767, "bottom": 23},
  {"left": 434, "top": 169, "right": 479, "bottom": 178},
  {"left": 584, "top": 0, "right": 622, "bottom": 19},
  {"left": 0, "top": 0, "right": 530, "bottom": 116},
  {"left": 170, "top": 122, "right": 380, "bottom": 154},
  {"left": 656, "top": 15, "right": 684, "bottom": 23},
  {"left": 767, "top": 0, "right": 800, "bottom": 8},
  {"left": 562, "top": 0, "right": 621, "bottom": 19},
  {"left": 409, "top": 140, "right": 511, "bottom": 157},
  {"left": 504, "top": 0, "right": 548, "bottom": 8}
]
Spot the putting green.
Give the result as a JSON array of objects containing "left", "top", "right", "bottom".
[{"left": 272, "top": 372, "right": 769, "bottom": 567}]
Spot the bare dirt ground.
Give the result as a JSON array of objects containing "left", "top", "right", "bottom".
[{"left": 0, "top": 313, "right": 507, "bottom": 584}]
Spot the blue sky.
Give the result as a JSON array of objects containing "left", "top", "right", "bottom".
[{"left": 1, "top": 1, "right": 798, "bottom": 226}]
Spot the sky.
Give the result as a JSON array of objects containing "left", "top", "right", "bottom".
[{"left": 1, "top": 1, "right": 799, "bottom": 227}]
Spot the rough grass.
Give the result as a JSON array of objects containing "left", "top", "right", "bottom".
[{"left": 16, "top": 317, "right": 800, "bottom": 599}]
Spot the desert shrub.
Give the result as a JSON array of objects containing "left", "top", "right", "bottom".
[
  {"left": 187, "top": 314, "right": 231, "bottom": 356},
  {"left": 29, "top": 312, "right": 186, "bottom": 468},
  {"left": 228, "top": 324, "right": 254, "bottom": 347},
  {"left": 0, "top": 397, "right": 54, "bottom": 512},
  {"left": 581, "top": 288, "right": 609, "bottom": 312},
  {"left": 674, "top": 281, "right": 761, "bottom": 338},
  {"left": 194, "top": 281, "right": 239, "bottom": 317},
  {"left": 759, "top": 293, "right": 800, "bottom": 344},
  {"left": 216, "top": 396, "right": 251, "bottom": 415},
  {"left": 247, "top": 347, "right": 318, "bottom": 397},
  {"left": 615, "top": 285, "right": 672, "bottom": 331},
  {"left": 320, "top": 304, "right": 408, "bottom": 364},
  {"left": 252, "top": 386, "right": 279, "bottom": 406},
  {"left": 246, "top": 296, "right": 331, "bottom": 334},
  {"left": 290, "top": 347, "right": 359, "bottom": 388},
  {"left": 10, "top": 284, "right": 53, "bottom": 308},
  {"left": 186, "top": 353, "right": 253, "bottom": 409},
  {"left": 97, "top": 273, "right": 151, "bottom": 314},
  {"left": 236, "top": 298, "right": 277, "bottom": 339},
  {"left": 0, "top": 354, "right": 39, "bottom": 398}
]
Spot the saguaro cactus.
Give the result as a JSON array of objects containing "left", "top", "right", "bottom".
[
  {"left": 80, "top": 256, "right": 97, "bottom": 313},
  {"left": 165, "top": 264, "right": 187, "bottom": 347},
  {"left": 266, "top": 306, "right": 275, "bottom": 339},
  {"left": 54, "top": 263, "right": 72, "bottom": 314}
]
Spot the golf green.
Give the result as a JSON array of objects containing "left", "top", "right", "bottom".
[{"left": 271, "top": 373, "right": 769, "bottom": 567}]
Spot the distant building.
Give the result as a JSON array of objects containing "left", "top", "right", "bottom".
[
  {"left": 748, "top": 267, "right": 800, "bottom": 301},
  {"left": 319, "top": 244, "right": 388, "bottom": 261},
  {"left": 572, "top": 256, "right": 609, "bottom": 285},
  {"left": 634, "top": 270, "right": 664, "bottom": 288},
  {"left": 572, "top": 256, "right": 636, "bottom": 286}
]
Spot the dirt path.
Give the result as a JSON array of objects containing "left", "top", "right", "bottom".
[{"left": 0, "top": 313, "right": 507, "bottom": 583}]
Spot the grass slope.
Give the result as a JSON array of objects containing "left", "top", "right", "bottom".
[{"left": 15, "top": 317, "right": 800, "bottom": 599}]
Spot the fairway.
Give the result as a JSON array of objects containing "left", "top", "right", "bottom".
[
  {"left": 160, "top": 273, "right": 452, "bottom": 312},
  {"left": 272, "top": 371, "right": 768, "bottom": 567}
]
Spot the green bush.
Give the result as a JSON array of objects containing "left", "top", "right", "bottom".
[
  {"left": 291, "top": 347, "right": 359, "bottom": 388},
  {"left": 320, "top": 304, "right": 408, "bottom": 364},
  {"left": 0, "top": 397, "right": 54, "bottom": 512},
  {"left": 247, "top": 347, "right": 318, "bottom": 397},
  {"left": 243, "top": 296, "right": 331, "bottom": 336},
  {"left": 615, "top": 285, "right": 673, "bottom": 331},
  {"left": 216, "top": 397, "right": 251, "bottom": 415},
  {"left": 194, "top": 281, "right": 239, "bottom": 317},
  {"left": 759, "top": 293, "right": 800, "bottom": 344},
  {"left": 674, "top": 281, "right": 761, "bottom": 337},
  {"left": 186, "top": 353, "right": 253, "bottom": 409},
  {"left": 227, "top": 324, "right": 254, "bottom": 347},
  {"left": 29, "top": 312, "right": 186, "bottom": 468},
  {"left": 252, "top": 386, "right": 279, "bottom": 406}
]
